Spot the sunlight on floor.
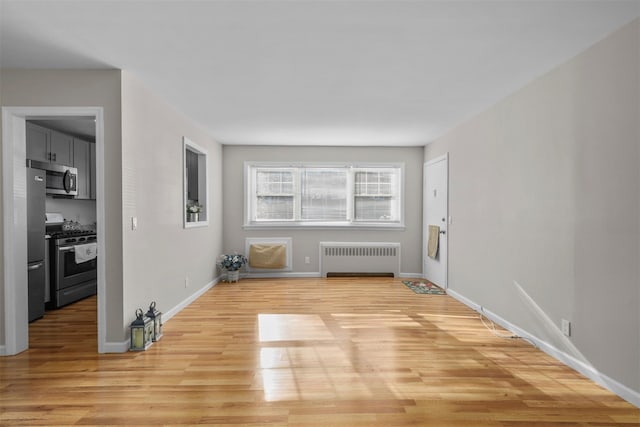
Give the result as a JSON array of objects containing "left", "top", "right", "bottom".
[{"left": 257, "top": 314, "right": 333, "bottom": 342}]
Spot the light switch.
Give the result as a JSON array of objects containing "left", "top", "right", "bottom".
[{"left": 131, "top": 217, "right": 138, "bottom": 230}]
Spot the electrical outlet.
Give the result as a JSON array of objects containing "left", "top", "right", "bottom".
[
  {"left": 561, "top": 319, "right": 571, "bottom": 337},
  {"left": 185, "top": 276, "right": 189, "bottom": 288},
  {"left": 304, "top": 256, "right": 311, "bottom": 264}
]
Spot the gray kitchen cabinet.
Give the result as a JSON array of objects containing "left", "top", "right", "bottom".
[
  {"left": 90, "top": 143, "right": 96, "bottom": 199},
  {"left": 26, "top": 122, "right": 73, "bottom": 165},
  {"left": 26, "top": 123, "right": 51, "bottom": 162},
  {"left": 26, "top": 122, "right": 96, "bottom": 200},
  {"left": 73, "top": 138, "right": 92, "bottom": 200},
  {"left": 50, "top": 130, "right": 73, "bottom": 165}
]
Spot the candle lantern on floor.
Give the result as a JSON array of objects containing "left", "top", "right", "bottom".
[
  {"left": 129, "top": 308, "right": 153, "bottom": 351},
  {"left": 146, "top": 301, "right": 163, "bottom": 342}
]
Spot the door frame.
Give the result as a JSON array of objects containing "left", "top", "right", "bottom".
[
  {"left": 423, "top": 153, "right": 449, "bottom": 288},
  {"left": 2, "top": 106, "right": 106, "bottom": 355}
]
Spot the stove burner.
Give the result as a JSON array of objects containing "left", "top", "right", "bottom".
[{"left": 49, "top": 230, "right": 96, "bottom": 239}]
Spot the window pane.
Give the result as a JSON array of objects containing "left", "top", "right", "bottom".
[
  {"left": 257, "top": 171, "right": 293, "bottom": 195},
  {"left": 301, "top": 169, "right": 347, "bottom": 220},
  {"left": 355, "top": 171, "right": 394, "bottom": 196},
  {"left": 256, "top": 196, "right": 294, "bottom": 220},
  {"left": 354, "top": 197, "right": 393, "bottom": 221},
  {"left": 354, "top": 169, "right": 399, "bottom": 221}
]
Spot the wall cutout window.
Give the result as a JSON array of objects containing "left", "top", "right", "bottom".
[
  {"left": 183, "top": 137, "right": 208, "bottom": 228},
  {"left": 245, "top": 162, "right": 404, "bottom": 228}
]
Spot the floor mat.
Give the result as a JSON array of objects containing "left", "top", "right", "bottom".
[{"left": 402, "top": 280, "right": 446, "bottom": 295}]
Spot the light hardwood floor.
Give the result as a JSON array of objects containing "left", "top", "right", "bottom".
[{"left": 2, "top": 277, "right": 639, "bottom": 426}]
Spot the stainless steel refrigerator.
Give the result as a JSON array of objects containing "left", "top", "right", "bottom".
[{"left": 27, "top": 166, "right": 46, "bottom": 322}]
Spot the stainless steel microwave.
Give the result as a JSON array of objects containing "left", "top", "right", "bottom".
[{"left": 27, "top": 160, "right": 78, "bottom": 196}]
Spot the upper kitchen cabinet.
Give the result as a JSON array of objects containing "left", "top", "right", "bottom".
[
  {"left": 90, "top": 143, "right": 96, "bottom": 199},
  {"left": 26, "top": 122, "right": 96, "bottom": 200},
  {"left": 49, "top": 130, "right": 73, "bottom": 165},
  {"left": 26, "top": 123, "right": 73, "bottom": 165},
  {"left": 25, "top": 122, "right": 50, "bottom": 162},
  {"left": 73, "top": 138, "right": 92, "bottom": 200}
]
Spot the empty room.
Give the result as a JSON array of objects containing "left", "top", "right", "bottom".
[{"left": 1, "top": 0, "right": 639, "bottom": 425}]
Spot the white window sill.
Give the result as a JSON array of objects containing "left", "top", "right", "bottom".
[
  {"left": 185, "top": 220, "right": 209, "bottom": 229},
  {"left": 243, "top": 222, "right": 405, "bottom": 231}
]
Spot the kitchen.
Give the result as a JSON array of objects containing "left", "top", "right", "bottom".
[{"left": 25, "top": 118, "right": 97, "bottom": 322}]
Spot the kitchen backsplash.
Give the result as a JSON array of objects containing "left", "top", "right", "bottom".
[{"left": 45, "top": 197, "right": 97, "bottom": 226}]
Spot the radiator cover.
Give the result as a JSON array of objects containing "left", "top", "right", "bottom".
[{"left": 319, "top": 242, "right": 400, "bottom": 277}]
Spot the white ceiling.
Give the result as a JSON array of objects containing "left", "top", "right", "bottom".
[{"left": 1, "top": 0, "right": 639, "bottom": 146}]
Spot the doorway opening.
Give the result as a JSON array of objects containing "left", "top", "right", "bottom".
[{"left": 2, "top": 106, "right": 106, "bottom": 355}]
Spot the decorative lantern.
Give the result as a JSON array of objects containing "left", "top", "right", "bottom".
[
  {"left": 129, "top": 308, "right": 153, "bottom": 351},
  {"left": 146, "top": 301, "right": 163, "bottom": 342}
]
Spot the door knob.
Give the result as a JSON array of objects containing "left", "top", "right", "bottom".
[{"left": 439, "top": 230, "right": 446, "bottom": 235}]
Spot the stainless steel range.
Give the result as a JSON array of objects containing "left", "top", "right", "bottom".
[{"left": 47, "top": 228, "right": 97, "bottom": 309}]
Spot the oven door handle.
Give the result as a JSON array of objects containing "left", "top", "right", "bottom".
[{"left": 58, "top": 246, "right": 75, "bottom": 252}]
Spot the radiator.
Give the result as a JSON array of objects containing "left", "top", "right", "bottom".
[{"left": 320, "top": 242, "right": 400, "bottom": 277}]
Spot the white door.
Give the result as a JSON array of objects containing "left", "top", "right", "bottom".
[{"left": 423, "top": 154, "right": 448, "bottom": 288}]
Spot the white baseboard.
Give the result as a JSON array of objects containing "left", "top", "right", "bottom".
[
  {"left": 240, "top": 272, "right": 421, "bottom": 279},
  {"left": 242, "top": 272, "right": 321, "bottom": 279},
  {"left": 163, "top": 277, "right": 219, "bottom": 322},
  {"left": 446, "top": 288, "right": 640, "bottom": 408},
  {"left": 399, "top": 272, "right": 423, "bottom": 278},
  {"left": 242, "top": 272, "right": 420, "bottom": 279},
  {"left": 101, "top": 340, "right": 129, "bottom": 353}
]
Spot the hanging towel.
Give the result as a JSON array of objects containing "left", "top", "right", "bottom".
[
  {"left": 427, "top": 225, "right": 440, "bottom": 259},
  {"left": 249, "top": 244, "right": 287, "bottom": 269},
  {"left": 74, "top": 243, "right": 97, "bottom": 264}
]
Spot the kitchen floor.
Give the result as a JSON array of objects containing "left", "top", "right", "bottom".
[{"left": 30, "top": 295, "right": 97, "bottom": 352}]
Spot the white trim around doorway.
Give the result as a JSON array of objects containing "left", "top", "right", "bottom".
[{"left": 2, "top": 106, "right": 107, "bottom": 355}]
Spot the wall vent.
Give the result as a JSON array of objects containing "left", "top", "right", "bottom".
[{"left": 320, "top": 242, "right": 400, "bottom": 277}]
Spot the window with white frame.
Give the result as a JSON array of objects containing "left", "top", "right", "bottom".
[
  {"left": 255, "top": 169, "right": 295, "bottom": 220},
  {"left": 183, "top": 137, "right": 208, "bottom": 228},
  {"left": 354, "top": 170, "right": 397, "bottom": 221},
  {"left": 245, "top": 163, "right": 403, "bottom": 227}
]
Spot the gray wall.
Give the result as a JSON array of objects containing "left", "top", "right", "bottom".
[
  {"left": 0, "top": 67, "right": 3, "bottom": 345},
  {"left": 425, "top": 20, "right": 639, "bottom": 393},
  {"left": 0, "top": 69, "right": 124, "bottom": 343},
  {"left": 120, "top": 72, "right": 223, "bottom": 325},
  {"left": 0, "top": 69, "right": 224, "bottom": 348},
  {"left": 223, "top": 145, "right": 424, "bottom": 276},
  {"left": 45, "top": 197, "right": 97, "bottom": 225}
]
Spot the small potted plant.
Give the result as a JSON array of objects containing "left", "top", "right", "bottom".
[
  {"left": 186, "top": 201, "right": 202, "bottom": 222},
  {"left": 218, "top": 253, "right": 247, "bottom": 282}
]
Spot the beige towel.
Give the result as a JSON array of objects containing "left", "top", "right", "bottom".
[
  {"left": 249, "top": 244, "right": 287, "bottom": 269},
  {"left": 74, "top": 243, "right": 97, "bottom": 264},
  {"left": 427, "top": 225, "right": 439, "bottom": 259}
]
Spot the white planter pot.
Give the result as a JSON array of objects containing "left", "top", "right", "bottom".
[{"left": 225, "top": 269, "right": 240, "bottom": 283}]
